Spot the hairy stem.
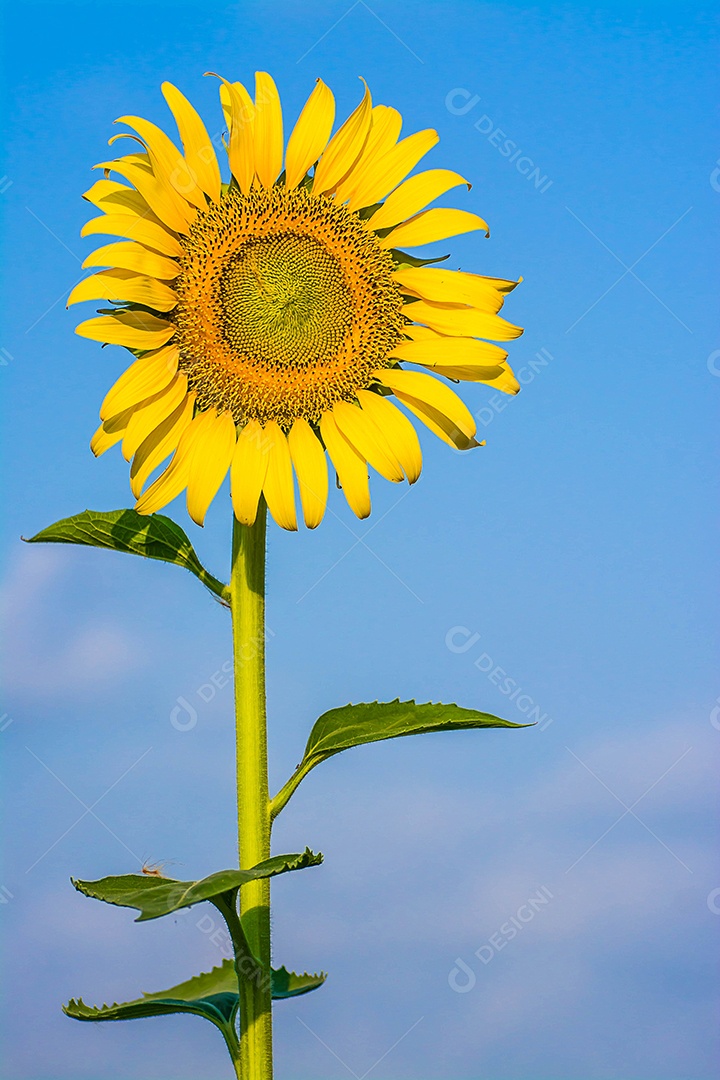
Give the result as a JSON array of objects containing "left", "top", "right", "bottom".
[{"left": 231, "top": 503, "right": 272, "bottom": 1080}]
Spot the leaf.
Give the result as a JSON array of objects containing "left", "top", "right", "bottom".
[
  {"left": 71, "top": 851, "right": 324, "bottom": 1019},
  {"left": 24, "top": 509, "right": 228, "bottom": 600},
  {"left": 64, "top": 959, "right": 325, "bottom": 1029},
  {"left": 72, "top": 849, "right": 322, "bottom": 922},
  {"left": 304, "top": 699, "right": 526, "bottom": 762},
  {"left": 271, "top": 700, "right": 528, "bottom": 817},
  {"left": 64, "top": 961, "right": 239, "bottom": 1028},
  {"left": 271, "top": 965, "right": 326, "bottom": 1000}
]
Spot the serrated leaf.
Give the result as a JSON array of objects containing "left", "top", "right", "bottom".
[
  {"left": 304, "top": 699, "right": 525, "bottom": 762},
  {"left": 64, "top": 958, "right": 325, "bottom": 1031},
  {"left": 272, "top": 700, "right": 528, "bottom": 817},
  {"left": 64, "top": 960, "right": 239, "bottom": 1027},
  {"left": 24, "top": 509, "right": 228, "bottom": 600},
  {"left": 72, "top": 849, "right": 322, "bottom": 922},
  {"left": 271, "top": 965, "right": 326, "bottom": 1000}
]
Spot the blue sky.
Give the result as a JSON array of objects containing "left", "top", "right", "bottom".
[{"left": 1, "top": 1, "right": 718, "bottom": 1078}]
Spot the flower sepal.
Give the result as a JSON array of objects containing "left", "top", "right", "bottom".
[{"left": 389, "top": 248, "right": 451, "bottom": 269}]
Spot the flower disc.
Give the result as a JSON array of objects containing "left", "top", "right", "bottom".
[{"left": 174, "top": 185, "right": 404, "bottom": 428}]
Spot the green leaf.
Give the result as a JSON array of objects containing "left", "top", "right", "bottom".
[
  {"left": 71, "top": 851, "right": 324, "bottom": 1023},
  {"left": 304, "top": 699, "right": 525, "bottom": 760},
  {"left": 64, "top": 961, "right": 239, "bottom": 1029},
  {"left": 72, "top": 849, "right": 322, "bottom": 922},
  {"left": 24, "top": 509, "right": 228, "bottom": 600},
  {"left": 271, "top": 965, "right": 326, "bottom": 1000},
  {"left": 64, "top": 958, "right": 325, "bottom": 1030},
  {"left": 271, "top": 700, "right": 528, "bottom": 817}
]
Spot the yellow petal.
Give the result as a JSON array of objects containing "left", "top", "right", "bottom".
[
  {"left": 333, "top": 399, "right": 404, "bottom": 482},
  {"left": 83, "top": 178, "right": 132, "bottom": 210},
  {"left": 91, "top": 401, "right": 138, "bottom": 455},
  {"left": 90, "top": 419, "right": 126, "bottom": 457},
  {"left": 285, "top": 78, "right": 335, "bottom": 190},
  {"left": 401, "top": 272, "right": 523, "bottom": 299},
  {"left": 399, "top": 324, "right": 509, "bottom": 364},
  {"left": 392, "top": 394, "right": 481, "bottom": 451},
  {"left": 130, "top": 393, "right": 196, "bottom": 497},
  {"left": 395, "top": 338, "right": 518, "bottom": 390},
  {"left": 288, "top": 418, "right": 328, "bottom": 529},
  {"left": 402, "top": 299, "right": 523, "bottom": 341},
  {"left": 312, "top": 79, "right": 372, "bottom": 195},
  {"left": 361, "top": 105, "right": 403, "bottom": 161},
  {"left": 186, "top": 410, "right": 237, "bottom": 526},
  {"left": 320, "top": 412, "right": 370, "bottom": 520},
  {"left": 374, "top": 368, "right": 476, "bottom": 440},
  {"left": 479, "top": 275, "right": 523, "bottom": 294},
  {"left": 253, "top": 71, "right": 283, "bottom": 189},
  {"left": 94, "top": 158, "right": 194, "bottom": 234},
  {"left": 334, "top": 105, "right": 402, "bottom": 203},
  {"left": 262, "top": 421, "right": 297, "bottom": 531},
  {"left": 379, "top": 208, "right": 489, "bottom": 249},
  {"left": 346, "top": 128, "right": 439, "bottom": 212},
  {"left": 369, "top": 169, "right": 469, "bottom": 231},
  {"left": 219, "top": 81, "right": 233, "bottom": 132},
  {"left": 135, "top": 409, "right": 213, "bottom": 516},
  {"left": 82, "top": 241, "right": 180, "bottom": 280},
  {"left": 161, "top": 81, "right": 222, "bottom": 202},
  {"left": 97, "top": 406, "right": 133, "bottom": 435},
  {"left": 101, "top": 346, "right": 179, "bottom": 420},
  {"left": 394, "top": 266, "right": 510, "bottom": 313},
  {"left": 82, "top": 179, "right": 159, "bottom": 220},
  {"left": 121, "top": 373, "right": 189, "bottom": 460},
  {"left": 114, "top": 115, "right": 206, "bottom": 211},
  {"left": 230, "top": 420, "right": 270, "bottom": 526},
  {"left": 458, "top": 364, "right": 520, "bottom": 393},
  {"left": 400, "top": 361, "right": 519, "bottom": 390},
  {"left": 215, "top": 77, "right": 255, "bottom": 194},
  {"left": 355, "top": 389, "right": 422, "bottom": 484},
  {"left": 103, "top": 150, "right": 153, "bottom": 172},
  {"left": 76, "top": 311, "right": 175, "bottom": 350},
  {"left": 81, "top": 214, "right": 184, "bottom": 258},
  {"left": 389, "top": 332, "right": 518, "bottom": 390},
  {"left": 67, "top": 269, "right": 178, "bottom": 311}
]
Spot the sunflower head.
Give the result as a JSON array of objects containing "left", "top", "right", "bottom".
[{"left": 71, "top": 72, "right": 523, "bottom": 530}]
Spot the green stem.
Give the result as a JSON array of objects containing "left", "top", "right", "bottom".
[{"left": 231, "top": 502, "right": 273, "bottom": 1080}]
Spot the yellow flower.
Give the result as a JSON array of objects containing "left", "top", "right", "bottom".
[{"left": 72, "top": 73, "right": 523, "bottom": 530}]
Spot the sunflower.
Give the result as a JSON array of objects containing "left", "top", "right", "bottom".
[{"left": 71, "top": 73, "right": 523, "bottom": 530}]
